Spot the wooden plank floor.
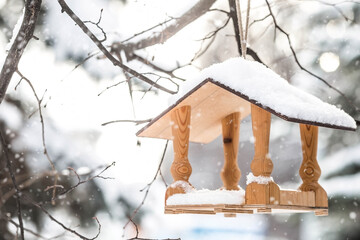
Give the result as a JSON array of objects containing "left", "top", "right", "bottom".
[{"left": 165, "top": 204, "right": 328, "bottom": 216}]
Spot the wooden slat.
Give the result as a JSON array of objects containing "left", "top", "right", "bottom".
[
  {"left": 137, "top": 81, "right": 251, "bottom": 143},
  {"left": 224, "top": 213, "right": 237, "bottom": 218},
  {"left": 165, "top": 203, "right": 327, "bottom": 216},
  {"left": 280, "top": 190, "right": 315, "bottom": 207},
  {"left": 299, "top": 124, "right": 328, "bottom": 208},
  {"left": 221, "top": 112, "right": 241, "bottom": 190},
  {"left": 257, "top": 208, "right": 272, "bottom": 213},
  {"left": 315, "top": 209, "right": 328, "bottom": 216}
]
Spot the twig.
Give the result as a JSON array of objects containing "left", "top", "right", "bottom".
[
  {"left": 131, "top": 54, "right": 186, "bottom": 81},
  {"left": 58, "top": 162, "right": 115, "bottom": 197},
  {"left": 61, "top": 52, "right": 100, "bottom": 81},
  {"left": 249, "top": 14, "right": 271, "bottom": 27},
  {"left": 83, "top": 9, "right": 107, "bottom": 42},
  {"left": 57, "top": 0, "right": 177, "bottom": 95},
  {"left": 127, "top": 219, "right": 180, "bottom": 240},
  {"left": 119, "top": 0, "right": 217, "bottom": 52},
  {"left": 1, "top": 216, "right": 50, "bottom": 240},
  {"left": 124, "top": 141, "right": 169, "bottom": 230},
  {"left": 300, "top": 0, "right": 356, "bottom": 22},
  {"left": 228, "top": 0, "right": 265, "bottom": 64},
  {"left": 264, "top": 0, "right": 360, "bottom": 113},
  {"left": 15, "top": 70, "right": 59, "bottom": 205},
  {"left": 197, "top": 15, "right": 231, "bottom": 41},
  {"left": 0, "top": 163, "right": 115, "bottom": 207},
  {"left": 0, "top": 130, "right": 25, "bottom": 240},
  {"left": 22, "top": 195, "right": 101, "bottom": 240},
  {"left": 0, "top": 0, "right": 42, "bottom": 104},
  {"left": 97, "top": 80, "right": 127, "bottom": 96},
  {"left": 121, "top": 18, "right": 175, "bottom": 44}
]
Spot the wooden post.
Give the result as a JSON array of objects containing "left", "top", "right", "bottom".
[
  {"left": 246, "top": 104, "right": 280, "bottom": 205},
  {"left": 298, "top": 124, "right": 328, "bottom": 207},
  {"left": 165, "top": 105, "right": 193, "bottom": 202},
  {"left": 221, "top": 112, "right": 241, "bottom": 190}
]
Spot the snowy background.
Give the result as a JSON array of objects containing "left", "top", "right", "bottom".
[{"left": 0, "top": 0, "right": 359, "bottom": 239}]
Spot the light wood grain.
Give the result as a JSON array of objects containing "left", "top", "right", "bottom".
[
  {"left": 170, "top": 105, "right": 192, "bottom": 182},
  {"left": 246, "top": 104, "right": 280, "bottom": 205},
  {"left": 165, "top": 203, "right": 327, "bottom": 216},
  {"left": 138, "top": 81, "right": 251, "bottom": 143},
  {"left": 165, "top": 106, "right": 194, "bottom": 202},
  {"left": 250, "top": 104, "right": 273, "bottom": 176},
  {"left": 221, "top": 112, "right": 241, "bottom": 190},
  {"left": 280, "top": 190, "right": 315, "bottom": 207},
  {"left": 299, "top": 124, "right": 328, "bottom": 207},
  {"left": 245, "top": 182, "right": 280, "bottom": 205}
]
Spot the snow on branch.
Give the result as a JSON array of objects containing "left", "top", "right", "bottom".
[
  {"left": 119, "top": 0, "right": 218, "bottom": 53},
  {"left": 57, "top": 0, "right": 177, "bottom": 95},
  {"left": 0, "top": 0, "right": 42, "bottom": 104}
]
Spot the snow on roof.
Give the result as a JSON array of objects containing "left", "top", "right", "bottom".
[{"left": 169, "top": 57, "right": 356, "bottom": 130}]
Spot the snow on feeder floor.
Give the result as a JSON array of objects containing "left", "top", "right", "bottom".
[
  {"left": 136, "top": 57, "right": 357, "bottom": 217},
  {"left": 166, "top": 181, "right": 245, "bottom": 206}
]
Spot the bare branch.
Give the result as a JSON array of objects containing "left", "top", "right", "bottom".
[
  {"left": 1, "top": 215, "right": 50, "bottom": 240},
  {"left": 301, "top": 0, "right": 357, "bottom": 22},
  {"left": 0, "top": 163, "right": 115, "bottom": 206},
  {"left": 15, "top": 70, "right": 59, "bottom": 205},
  {"left": 57, "top": 0, "right": 177, "bottom": 95},
  {"left": 61, "top": 52, "right": 100, "bottom": 81},
  {"left": 249, "top": 14, "right": 271, "bottom": 27},
  {"left": 97, "top": 80, "right": 127, "bottom": 96},
  {"left": 119, "top": 0, "right": 217, "bottom": 52},
  {"left": 23, "top": 195, "right": 101, "bottom": 240},
  {"left": 58, "top": 162, "right": 115, "bottom": 197},
  {"left": 264, "top": 0, "right": 360, "bottom": 113},
  {"left": 124, "top": 141, "right": 169, "bottom": 230},
  {"left": 0, "top": 0, "right": 42, "bottom": 104},
  {"left": 0, "top": 130, "right": 24, "bottom": 240},
  {"left": 197, "top": 15, "right": 231, "bottom": 41},
  {"left": 121, "top": 18, "right": 175, "bottom": 44},
  {"left": 16, "top": 71, "right": 55, "bottom": 169},
  {"left": 84, "top": 8, "right": 107, "bottom": 42},
  {"left": 131, "top": 54, "right": 186, "bottom": 81},
  {"left": 127, "top": 219, "right": 180, "bottom": 240},
  {"left": 228, "top": 0, "right": 265, "bottom": 64}
]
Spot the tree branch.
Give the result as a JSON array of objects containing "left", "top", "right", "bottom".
[
  {"left": 228, "top": 0, "right": 265, "bottom": 64},
  {"left": 265, "top": 0, "right": 359, "bottom": 113},
  {"left": 0, "top": 129, "right": 24, "bottom": 240},
  {"left": 23, "top": 194, "right": 102, "bottom": 240},
  {"left": 0, "top": 0, "right": 42, "bottom": 104},
  {"left": 124, "top": 141, "right": 169, "bottom": 231},
  {"left": 56, "top": 0, "right": 177, "bottom": 95},
  {"left": 119, "top": 0, "right": 217, "bottom": 53}
]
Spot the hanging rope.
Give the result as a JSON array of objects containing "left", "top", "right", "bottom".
[{"left": 235, "top": 0, "right": 251, "bottom": 59}]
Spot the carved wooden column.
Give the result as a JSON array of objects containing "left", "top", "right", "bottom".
[
  {"left": 298, "top": 124, "right": 328, "bottom": 207},
  {"left": 221, "top": 112, "right": 241, "bottom": 190},
  {"left": 165, "top": 105, "right": 193, "bottom": 202},
  {"left": 246, "top": 104, "right": 280, "bottom": 205}
]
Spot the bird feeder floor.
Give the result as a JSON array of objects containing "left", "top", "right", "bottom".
[{"left": 165, "top": 204, "right": 328, "bottom": 216}]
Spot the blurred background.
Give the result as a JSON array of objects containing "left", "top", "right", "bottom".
[{"left": 0, "top": 0, "right": 359, "bottom": 239}]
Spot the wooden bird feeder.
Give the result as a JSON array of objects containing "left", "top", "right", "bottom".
[{"left": 136, "top": 58, "right": 357, "bottom": 217}]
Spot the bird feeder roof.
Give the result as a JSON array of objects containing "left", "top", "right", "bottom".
[{"left": 137, "top": 58, "right": 356, "bottom": 143}]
